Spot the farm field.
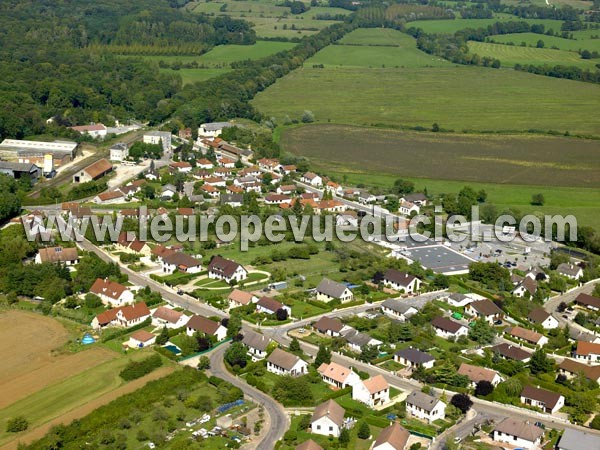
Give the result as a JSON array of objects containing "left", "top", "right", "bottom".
[
  {"left": 307, "top": 29, "right": 450, "bottom": 68},
  {"left": 159, "top": 67, "right": 231, "bottom": 85},
  {"left": 488, "top": 32, "right": 600, "bottom": 53},
  {"left": 405, "top": 18, "right": 566, "bottom": 34},
  {"left": 252, "top": 66, "right": 600, "bottom": 135},
  {"left": 468, "top": 41, "right": 599, "bottom": 69}
]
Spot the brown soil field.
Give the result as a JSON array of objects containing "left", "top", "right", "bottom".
[
  {"left": 2, "top": 366, "right": 174, "bottom": 450},
  {"left": 281, "top": 124, "right": 600, "bottom": 187},
  {"left": 0, "top": 310, "right": 116, "bottom": 408}
]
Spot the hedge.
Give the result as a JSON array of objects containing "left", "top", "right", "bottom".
[
  {"left": 365, "top": 416, "right": 391, "bottom": 428},
  {"left": 324, "top": 386, "right": 351, "bottom": 400},
  {"left": 119, "top": 354, "right": 163, "bottom": 381}
]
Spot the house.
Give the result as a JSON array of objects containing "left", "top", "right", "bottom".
[
  {"left": 169, "top": 161, "right": 192, "bottom": 173},
  {"left": 73, "top": 158, "right": 112, "bottom": 183},
  {"left": 300, "top": 172, "right": 323, "bottom": 187},
  {"left": 201, "top": 184, "right": 220, "bottom": 198},
  {"left": 127, "top": 330, "right": 156, "bottom": 349},
  {"left": 214, "top": 167, "right": 234, "bottom": 178},
  {"left": 380, "top": 299, "right": 418, "bottom": 321},
  {"left": 491, "top": 343, "right": 532, "bottom": 362},
  {"left": 145, "top": 167, "right": 159, "bottom": 180},
  {"left": 382, "top": 269, "right": 421, "bottom": 293},
  {"left": 402, "top": 193, "right": 428, "bottom": 207},
  {"left": 512, "top": 277, "right": 538, "bottom": 298},
  {"left": 569, "top": 328, "right": 600, "bottom": 344},
  {"left": 220, "top": 194, "right": 243, "bottom": 207},
  {"left": 92, "top": 302, "right": 151, "bottom": 329},
  {"left": 557, "top": 263, "right": 583, "bottom": 280},
  {"left": 265, "top": 194, "right": 292, "bottom": 205},
  {"left": 295, "top": 440, "right": 323, "bottom": 450},
  {"left": 315, "top": 278, "right": 353, "bottom": 303},
  {"left": 372, "top": 422, "right": 410, "bottom": 450},
  {"left": 573, "top": 341, "right": 600, "bottom": 363},
  {"left": 558, "top": 358, "right": 600, "bottom": 383},
  {"left": 242, "top": 330, "right": 271, "bottom": 361},
  {"left": 336, "top": 212, "right": 358, "bottom": 228},
  {"left": 527, "top": 308, "right": 559, "bottom": 329},
  {"left": 465, "top": 299, "right": 503, "bottom": 324},
  {"left": 325, "top": 181, "right": 343, "bottom": 196},
  {"left": 217, "top": 156, "right": 236, "bottom": 168},
  {"left": 70, "top": 123, "right": 107, "bottom": 138},
  {"left": 109, "top": 142, "right": 129, "bottom": 161},
  {"left": 405, "top": 391, "right": 446, "bottom": 423},
  {"left": 186, "top": 315, "right": 227, "bottom": 341},
  {"left": 197, "top": 158, "right": 214, "bottom": 169},
  {"left": 279, "top": 164, "right": 297, "bottom": 175},
  {"left": 506, "top": 326, "right": 548, "bottom": 347},
  {"left": 394, "top": 347, "right": 435, "bottom": 369},
  {"left": 431, "top": 316, "right": 468, "bottom": 339},
  {"left": 342, "top": 329, "right": 383, "bottom": 352},
  {"left": 399, "top": 200, "right": 420, "bottom": 216},
  {"left": 258, "top": 158, "right": 279, "bottom": 171},
  {"left": 89, "top": 278, "right": 134, "bottom": 307},
  {"left": 556, "top": 428, "right": 600, "bottom": 450},
  {"left": 198, "top": 122, "right": 232, "bottom": 138},
  {"left": 94, "top": 189, "right": 126, "bottom": 204},
  {"left": 313, "top": 316, "right": 345, "bottom": 337},
  {"left": 117, "top": 238, "right": 151, "bottom": 257},
  {"left": 256, "top": 296, "right": 291, "bottom": 317},
  {"left": 317, "top": 362, "right": 361, "bottom": 389},
  {"left": 352, "top": 375, "right": 389, "bottom": 407},
  {"left": 204, "top": 176, "right": 226, "bottom": 187},
  {"left": 277, "top": 184, "right": 296, "bottom": 195},
  {"left": 228, "top": 289, "right": 256, "bottom": 310},
  {"left": 317, "top": 200, "right": 346, "bottom": 214},
  {"left": 266, "top": 348, "right": 308, "bottom": 376},
  {"left": 574, "top": 293, "right": 600, "bottom": 311},
  {"left": 520, "top": 385, "right": 564, "bottom": 413},
  {"left": 444, "top": 293, "right": 473, "bottom": 307},
  {"left": 35, "top": 246, "right": 79, "bottom": 265},
  {"left": 161, "top": 184, "right": 177, "bottom": 199},
  {"left": 457, "top": 363, "right": 504, "bottom": 387},
  {"left": 310, "top": 399, "right": 345, "bottom": 437},
  {"left": 152, "top": 306, "right": 189, "bottom": 329},
  {"left": 207, "top": 255, "right": 248, "bottom": 284},
  {"left": 492, "top": 418, "right": 544, "bottom": 450},
  {"left": 143, "top": 131, "right": 171, "bottom": 152},
  {"left": 161, "top": 252, "right": 202, "bottom": 274}
]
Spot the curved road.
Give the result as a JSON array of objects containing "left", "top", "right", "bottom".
[{"left": 208, "top": 343, "right": 288, "bottom": 449}]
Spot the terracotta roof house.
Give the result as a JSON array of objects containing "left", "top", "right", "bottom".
[
  {"left": 73, "top": 158, "right": 112, "bottom": 183},
  {"left": 573, "top": 341, "right": 600, "bottom": 362},
  {"left": 207, "top": 255, "right": 247, "bottom": 284},
  {"left": 127, "top": 330, "right": 156, "bottom": 349},
  {"left": 373, "top": 422, "right": 410, "bottom": 450},
  {"left": 313, "top": 316, "right": 345, "bottom": 336},
  {"left": 89, "top": 278, "right": 134, "bottom": 307},
  {"left": 186, "top": 315, "right": 227, "bottom": 341},
  {"left": 35, "top": 246, "right": 79, "bottom": 265},
  {"left": 94, "top": 189, "right": 126, "bottom": 204},
  {"left": 228, "top": 289, "right": 256, "bottom": 309},
  {"left": 491, "top": 343, "right": 532, "bottom": 362},
  {"left": 394, "top": 347, "right": 435, "bottom": 369},
  {"left": 352, "top": 375, "right": 390, "bottom": 407},
  {"left": 152, "top": 306, "right": 189, "bottom": 329},
  {"left": 295, "top": 440, "right": 324, "bottom": 450},
  {"left": 310, "top": 399, "right": 345, "bottom": 437},
  {"left": 266, "top": 348, "right": 307, "bottom": 376},
  {"left": 520, "top": 385, "right": 564, "bottom": 413},
  {"left": 92, "top": 302, "right": 150, "bottom": 329},
  {"left": 315, "top": 278, "right": 353, "bottom": 303},
  {"left": 383, "top": 269, "right": 421, "bottom": 293},
  {"left": 493, "top": 418, "right": 544, "bottom": 449},
  {"left": 506, "top": 326, "right": 548, "bottom": 347},
  {"left": 457, "top": 363, "right": 504, "bottom": 387},
  {"left": 317, "top": 362, "right": 361, "bottom": 389}
]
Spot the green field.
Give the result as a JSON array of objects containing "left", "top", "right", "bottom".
[
  {"left": 160, "top": 68, "right": 231, "bottom": 85},
  {"left": 306, "top": 29, "right": 450, "bottom": 68},
  {"left": 405, "top": 18, "right": 566, "bottom": 34},
  {"left": 489, "top": 32, "right": 600, "bottom": 53},
  {"left": 469, "top": 41, "right": 599, "bottom": 69},
  {"left": 252, "top": 65, "right": 600, "bottom": 135}
]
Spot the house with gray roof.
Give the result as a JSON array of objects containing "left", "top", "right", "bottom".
[
  {"left": 381, "top": 299, "right": 418, "bottom": 321},
  {"left": 315, "top": 278, "right": 353, "bottom": 303},
  {"left": 266, "top": 348, "right": 307, "bottom": 376},
  {"left": 342, "top": 328, "right": 382, "bottom": 352},
  {"left": 242, "top": 329, "right": 271, "bottom": 361},
  {"left": 394, "top": 347, "right": 435, "bottom": 369},
  {"left": 406, "top": 391, "right": 446, "bottom": 423},
  {"left": 557, "top": 428, "right": 600, "bottom": 450}
]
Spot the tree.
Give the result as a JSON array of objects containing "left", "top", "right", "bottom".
[
  {"left": 468, "top": 320, "right": 496, "bottom": 344},
  {"left": 276, "top": 308, "right": 289, "bottom": 321},
  {"left": 581, "top": 49, "right": 592, "bottom": 59},
  {"left": 357, "top": 421, "right": 370, "bottom": 439},
  {"left": 475, "top": 380, "right": 494, "bottom": 397},
  {"left": 197, "top": 356, "right": 210, "bottom": 370},
  {"left": 339, "top": 427, "right": 350, "bottom": 445},
  {"left": 450, "top": 393, "right": 473, "bottom": 414},
  {"left": 431, "top": 123, "right": 440, "bottom": 132},
  {"left": 392, "top": 178, "right": 414, "bottom": 195},
  {"left": 557, "top": 301, "right": 568, "bottom": 313},
  {"left": 531, "top": 193, "right": 545, "bottom": 206},
  {"left": 6, "top": 416, "right": 28, "bottom": 432},
  {"left": 224, "top": 342, "right": 248, "bottom": 369},
  {"left": 227, "top": 314, "right": 242, "bottom": 339},
  {"left": 359, "top": 344, "right": 379, "bottom": 362},
  {"left": 529, "top": 349, "right": 554, "bottom": 374},
  {"left": 301, "top": 110, "right": 315, "bottom": 123},
  {"left": 536, "top": 39, "right": 545, "bottom": 48},
  {"left": 289, "top": 338, "right": 301, "bottom": 353},
  {"left": 574, "top": 311, "right": 587, "bottom": 326},
  {"left": 156, "top": 326, "right": 169, "bottom": 346},
  {"left": 314, "top": 344, "right": 331, "bottom": 367}
]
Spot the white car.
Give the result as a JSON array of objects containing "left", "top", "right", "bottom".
[{"left": 148, "top": 443, "right": 156, "bottom": 449}]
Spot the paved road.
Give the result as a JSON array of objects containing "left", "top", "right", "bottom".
[{"left": 208, "top": 343, "right": 288, "bottom": 450}]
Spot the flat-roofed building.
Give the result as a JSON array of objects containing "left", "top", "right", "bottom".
[{"left": 0, "top": 139, "right": 77, "bottom": 169}]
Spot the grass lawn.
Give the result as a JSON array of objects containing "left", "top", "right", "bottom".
[
  {"left": 468, "top": 41, "right": 599, "bottom": 70},
  {"left": 194, "top": 277, "right": 230, "bottom": 288},
  {"left": 253, "top": 65, "right": 600, "bottom": 135},
  {"left": 289, "top": 298, "right": 331, "bottom": 318},
  {"left": 159, "top": 67, "right": 231, "bottom": 85},
  {"left": 244, "top": 272, "right": 270, "bottom": 283},
  {"left": 489, "top": 32, "right": 600, "bottom": 53}
]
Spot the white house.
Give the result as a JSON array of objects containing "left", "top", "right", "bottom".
[
  {"left": 457, "top": 363, "right": 504, "bottom": 388},
  {"left": 109, "top": 142, "right": 129, "bottom": 162},
  {"left": 300, "top": 172, "right": 323, "bottom": 187},
  {"left": 70, "top": 123, "right": 107, "bottom": 138},
  {"left": 161, "top": 184, "right": 177, "bottom": 199},
  {"left": 161, "top": 252, "right": 202, "bottom": 274},
  {"left": 520, "top": 385, "right": 564, "bottom": 414},
  {"left": 228, "top": 289, "right": 257, "bottom": 310},
  {"left": 313, "top": 316, "right": 346, "bottom": 337},
  {"left": 127, "top": 330, "right": 156, "bottom": 349},
  {"left": 465, "top": 299, "right": 503, "bottom": 324},
  {"left": 317, "top": 362, "right": 361, "bottom": 389},
  {"left": 380, "top": 299, "right": 418, "bottom": 322},
  {"left": 144, "top": 131, "right": 171, "bottom": 152},
  {"left": 372, "top": 423, "right": 410, "bottom": 450},
  {"left": 352, "top": 375, "right": 389, "bottom": 408},
  {"left": 556, "top": 263, "right": 583, "bottom": 280},
  {"left": 256, "top": 296, "right": 291, "bottom": 317},
  {"left": 512, "top": 277, "right": 538, "bottom": 298},
  {"left": 431, "top": 316, "right": 468, "bottom": 340},
  {"left": 399, "top": 200, "right": 420, "bottom": 216},
  {"left": 35, "top": 246, "right": 79, "bottom": 265},
  {"left": 310, "top": 400, "right": 345, "bottom": 437},
  {"left": 315, "top": 278, "right": 353, "bottom": 303},
  {"left": 493, "top": 418, "right": 544, "bottom": 449},
  {"left": 89, "top": 278, "right": 134, "bottom": 307},
  {"left": 92, "top": 302, "right": 151, "bottom": 329},
  {"left": 506, "top": 326, "right": 548, "bottom": 347},
  {"left": 573, "top": 341, "right": 600, "bottom": 363},
  {"left": 152, "top": 306, "right": 189, "bottom": 329},
  {"left": 394, "top": 347, "right": 435, "bottom": 369},
  {"left": 382, "top": 269, "right": 421, "bottom": 293},
  {"left": 527, "top": 308, "right": 559, "bottom": 329},
  {"left": 186, "top": 315, "right": 227, "bottom": 341},
  {"left": 266, "top": 348, "right": 308, "bottom": 376},
  {"left": 444, "top": 293, "right": 473, "bottom": 307},
  {"left": 242, "top": 330, "right": 271, "bottom": 361},
  {"left": 207, "top": 255, "right": 247, "bottom": 284},
  {"left": 198, "top": 122, "right": 232, "bottom": 138},
  {"left": 405, "top": 391, "right": 446, "bottom": 423},
  {"left": 169, "top": 161, "right": 192, "bottom": 173}
]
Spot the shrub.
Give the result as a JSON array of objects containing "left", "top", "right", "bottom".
[
  {"left": 119, "top": 354, "right": 163, "bottom": 381},
  {"left": 6, "top": 416, "right": 28, "bottom": 432}
]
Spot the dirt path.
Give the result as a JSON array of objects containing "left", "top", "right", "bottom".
[{"left": 1, "top": 366, "right": 174, "bottom": 450}]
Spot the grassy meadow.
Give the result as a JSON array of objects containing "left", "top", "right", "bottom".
[
  {"left": 405, "top": 18, "right": 567, "bottom": 34},
  {"left": 489, "top": 32, "right": 600, "bottom": 53},
  {"left": 160, "top": 68, "right": 231, "bottom": 85}
]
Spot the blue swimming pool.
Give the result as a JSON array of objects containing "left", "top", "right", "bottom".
[{"left": 163, "top": 344, "right": 181, "bottom": 355}]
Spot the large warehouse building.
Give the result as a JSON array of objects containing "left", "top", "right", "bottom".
[{"left": 0, "top": 139, "right": 78, "bottom": 172}]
